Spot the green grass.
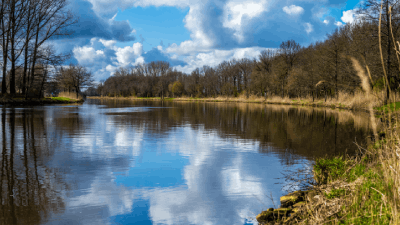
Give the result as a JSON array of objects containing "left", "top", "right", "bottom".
[
  {"left": 340, "top": 168, "right": 392, "bottom": 225},
  {"left": 50, "top": 97, "right": 74, "bottom": 101},
  {"left": 313, "top": 156, "right": 347, "bottom": 185},
  {"left": 374, "top": 101, "right": 400, "bottom": 112},
  {"left": 312, "top": 153, "right": 393, "bottom": 224},
  {"left": 325, "top": 188, "right": 346, "bottom": 199},
  {"left": 346, "top": 163, "right": 367, "bottom": 182},
  {"left": 314, "top": 155, "right": 369, "bottom": 184}
]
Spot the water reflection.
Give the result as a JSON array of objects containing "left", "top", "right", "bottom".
[
  {"left": 95, "top": 100, "right": 371, "bottom": 160},
  {"left": 0, "top": 100, "right": 372, "bottom": 225},
  {"left": 0, "top": 107, "right": 69, "bottom": 225}
]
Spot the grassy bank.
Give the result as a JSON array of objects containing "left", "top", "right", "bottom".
[
  {"left": 255, "top": 104, "right": 400, "bottom": 224},
  {"left": 88, "top": 90, "right": 387, "bottom": 111},
  {"left": 0, "top": 94, "right": 84, "bottom": 106}
]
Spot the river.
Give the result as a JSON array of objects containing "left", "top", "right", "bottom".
[{"left": 0, "top": 99, "right": 372, "bottom": 225}]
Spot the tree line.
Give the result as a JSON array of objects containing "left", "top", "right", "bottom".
[
  {"left": 0, "top": 0, "right": 95, "bottom": 98},
  {"left": 93, "top": 0, "right": 400, "bottom": 103}
]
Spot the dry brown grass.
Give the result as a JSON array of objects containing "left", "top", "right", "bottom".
[
  {"left": 173, "top": 94, "right": 267, "bottom": 103},
  {"left": 169, "top": 91, "right": 384, "bottom": 111},
  {"left": 376, "top": 127, "right": 400, "bottom": 224},
  {"left": 89, "top": 91, "right": 388, "bottom": 111}
]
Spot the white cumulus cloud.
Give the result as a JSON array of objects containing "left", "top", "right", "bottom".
[
  {"left": 173, "top": 47, "right": 269, "bottom": 74},
  {"left": 341, "top": 9, "right": 355, "bottom": 24},
  {"left": 73, "top": 46, "right": 105, "bottom": 64},
  {"left": 99, "top": 39, "right": 117, "bottom": 48},
  {"left": 134, "top": 56, "right": 145, "bottom": 65},
  {"left": 166, "top": 4, "right": 213, "bottom": 55},
  {"left": 115, "top": 42, "right": 143, "bottom": 66},
  {"left": 283, "top": 5, "right": 304, "bottom": 16},
  {"left": 223, "top": 0, "right": 268, "bottom": 42},
  {"left": 106, "top": 64, "right": 118, "bottom": 75}
]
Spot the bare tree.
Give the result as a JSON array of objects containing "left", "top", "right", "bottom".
[
  {"left": 277, "top": 40, "right": 301, "bottom": 97},
  {"left": 28, "top": 0, "right": 75, "bottom": 97},
  {"left": 56, "top": 64, "right": 93, "bottom": 98}
]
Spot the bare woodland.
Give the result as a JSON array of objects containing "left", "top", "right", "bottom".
[
  {"left": 0, "top": 0, "right": 399, "bottom": 103},
  {"left": 93, "top": 0, "right": 400, "bottom": 104}
]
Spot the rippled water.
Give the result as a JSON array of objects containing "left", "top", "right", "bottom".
[{"left": 0, "top": 99, "right": 372, "bottom": 225}]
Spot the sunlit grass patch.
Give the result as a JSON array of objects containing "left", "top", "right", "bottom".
[
  {"left": 51, "top": 97, "right": 73, "bottom": 101},
  {"left": 57, "top": 91, "right": 83, "bottom": 101}
]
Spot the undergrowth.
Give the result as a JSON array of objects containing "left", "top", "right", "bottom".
[
  {"left": 286, "top": 3, "right": 400, "bottom": 223},
  {"left": 292, "top": 150, "right": 393, "bottom": 224}
]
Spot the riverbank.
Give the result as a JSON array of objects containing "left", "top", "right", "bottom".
[
  {"left": 0, "top": 95, "right": 84, "bottom": 106},
  {"left": 88, "top": 91, "right": 385, "bottom": 111},
  {"left": 256, "top": 108, "right": 400, "bottom": 224}
]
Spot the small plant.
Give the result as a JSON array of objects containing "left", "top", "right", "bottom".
[
  {"left": 313, "top": 156, "right": 346, "bottom": 185},
  {"left": 324, "top": 188, "right": 346, "bottom": 199}
]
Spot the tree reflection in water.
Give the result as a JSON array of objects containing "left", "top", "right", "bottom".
[
  {"left": 98, "top": 100, "right": 372, "bottom": 164},
  {"left": 0, "top": 107, "right": 69, "bottom": 225}
]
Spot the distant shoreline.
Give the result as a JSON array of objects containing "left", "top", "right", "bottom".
[{"left": 87, "top": 95, "right": 372, "bottom": 112}]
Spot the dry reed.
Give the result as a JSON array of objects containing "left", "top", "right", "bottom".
[{"left": 349, "top": 56, "right": 378, "bottom": 139}]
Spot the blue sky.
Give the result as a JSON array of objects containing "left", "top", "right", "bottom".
[{"left": 56, "top": 0, "right": 363, "bottom": 81}]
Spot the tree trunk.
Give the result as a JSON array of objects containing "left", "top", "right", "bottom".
[
  {"left": 386, "top": 2, "right": 392, "bottom": 91},
  {"left": 312, "top": 91, "right": 314, "bottom": 102},
  {"left": 27, "top": 23, "right": 40, "bottom": 98},
  {"left": 9, "top": 0, "right": 16, "bottom": 95},
  {"left": 335, "top": 50, "right": 338, "bottom": 100},
  {"left": 2, "top": 33, "right": 8, "bottom": 94},
  {"left": 22, "top": 2, "right": 33, "bottom": 96}
]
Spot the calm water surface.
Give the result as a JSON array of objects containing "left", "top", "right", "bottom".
[{"left": 0, "top": 99, "right": 372, "bottom": 225}]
